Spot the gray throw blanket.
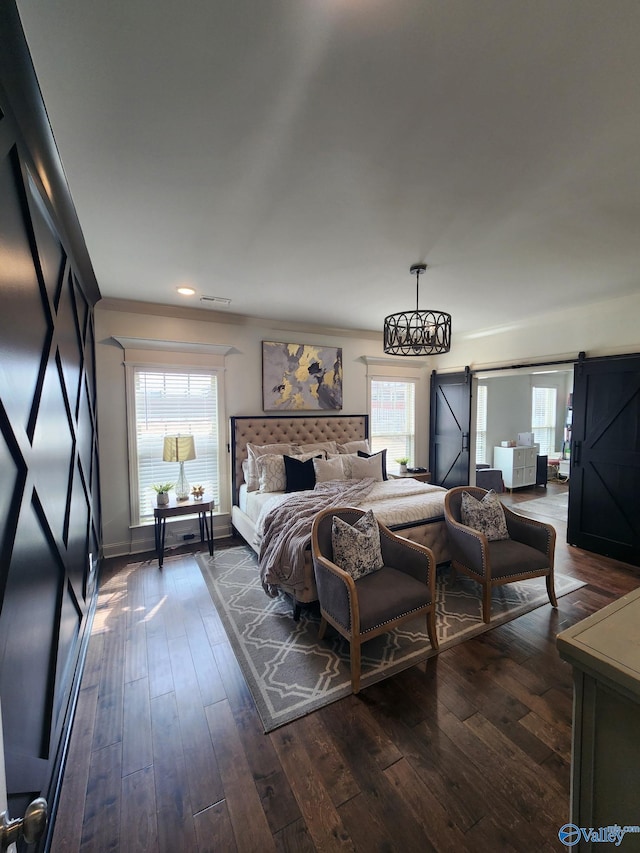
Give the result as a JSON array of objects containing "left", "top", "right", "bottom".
[{"left": 258, "top": 478, "right": 376, "bottom": 596}]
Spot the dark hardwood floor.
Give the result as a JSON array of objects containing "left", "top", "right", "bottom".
[{"left": 51, "top": 483, "right": 640, "bottom": 852}]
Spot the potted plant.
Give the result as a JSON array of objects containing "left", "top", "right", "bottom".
[
  {"left": 152, "top": 483, "right": 174, "bottom": 507},
  {"left": 395, "top": 457, "right": 409, "bottom": 474}
]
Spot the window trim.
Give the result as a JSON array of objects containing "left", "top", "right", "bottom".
[
  {"left": 124, "top": 359, "right": 227, "bottom": 527},
  {"left": 531, "top": 385, "right": 557, "bottom": 457},
  {"left": 475, "top": 383, "right": 488, "bottom": 465},
  {"left": 368, "top": 375, "right": 417, "bottom": 473}
]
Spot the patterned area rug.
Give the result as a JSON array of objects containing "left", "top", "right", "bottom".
[{"left": 197, "top": 546, "right": 583, "bottom": 732}]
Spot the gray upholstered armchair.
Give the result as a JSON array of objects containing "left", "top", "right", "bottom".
[
  {"left": 311, "top": 507, "right": 439, "bottom": 693},
  {"left": 475, "top": 464, "right": 505, "bottom": 493},
  {"left": 444, "top": 486, "right": 557, "bottom": 623}
]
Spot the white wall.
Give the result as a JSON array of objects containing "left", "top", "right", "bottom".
[
  {"left": 433, "top": 290, "right": 640, "bottom": 373},
  {"left": 484, "top": 375, "right": 534, "bottom": 463},
  {"left": 478, "top": 369, "right": 573, "bottom": 465},
  {"left": 96, "top": 290, "right": 640, "bottom": 557}
]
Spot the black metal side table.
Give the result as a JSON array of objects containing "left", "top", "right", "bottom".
[{"left": 153, "top": 497, "right": 215, "bottom": 568}]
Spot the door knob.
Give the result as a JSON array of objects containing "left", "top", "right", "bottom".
[{"left": 0, "top": 797, "right": 47, "bottom": 850}]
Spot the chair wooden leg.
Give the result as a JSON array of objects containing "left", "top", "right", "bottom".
[
  {"left": 350, "top": 638, "right": 361, "bottom": 694},
  {"left": 426, "top": 609, "right": 439, "bottom": 651},
  {"left": 318, "top": 615, "right": 328, "bottom": 640},
  {"left": 482, "top": 584, "right": 492, "bottom": 623},
  {"left": 546, "top": 572, "right": 558, "bottom": 608}
]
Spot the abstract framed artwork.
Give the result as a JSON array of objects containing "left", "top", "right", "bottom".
[{"left": 262, "top": 341, "right": 343, "bottom": 410}]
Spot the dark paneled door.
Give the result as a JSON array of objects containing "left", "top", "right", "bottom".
[
  {"left": 1, "top": 8, "right": 101, "bottom": 849},
  {"left": 0, "top": 105, "right": 98, "bottom": 843},
  {"left": 429, "top": 369, "right": 472, "bottom": 488},
  {"left": 568, "top": 354, "right": 640, "bottom": 566}
]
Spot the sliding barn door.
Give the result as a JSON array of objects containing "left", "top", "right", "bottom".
[
  {"left": 429, "top": 369, "right": 471, "bottom": 488},
  {"left": 568, "top": 354, "right": 640, "bottom": 566}
]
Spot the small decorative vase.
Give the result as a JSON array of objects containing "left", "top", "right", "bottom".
[
  {"left": 157, "top": 492, "right": 169, "bottom": 507},
  {"left": 400, "top": 464, "right": 408, "bottom": 474}
]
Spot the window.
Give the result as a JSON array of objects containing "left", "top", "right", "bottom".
[
  {"left": 476, "top": 384, "right": 488, "bottom": 464},
  {"left": 369, "top": 379, "right": 415, "bottom": 471},
  {"left": 532, "top": 386, "right": 557, "bottom": 456},
  {"left": 127, "top": 366, "right": 222, "bottom": 524}
]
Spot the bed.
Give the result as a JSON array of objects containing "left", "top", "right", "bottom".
[{"left": 230, "top": 414, "right": 451, "bottom": 617}]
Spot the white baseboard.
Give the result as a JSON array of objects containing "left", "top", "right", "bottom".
[{"left": 102, "top": 515, "right": 232, "bottom": 560}]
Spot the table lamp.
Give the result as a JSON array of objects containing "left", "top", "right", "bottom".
[{"left": 163, "top": 435, "right": 196, "bottom": 501}]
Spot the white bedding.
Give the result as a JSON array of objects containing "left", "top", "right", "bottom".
[
  {"left": 239, "top": 484, "right": 276, "bottom": 522},
  {"left": 254, "top": 477, "right": 446, "bottom": 542},
  {"left": 358, "top": 478, "right": 447, "bottom": 526}
]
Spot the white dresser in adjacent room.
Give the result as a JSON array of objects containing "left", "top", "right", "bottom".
[{"left": 493, "top": 444, "right": 540, "bottom": 489}]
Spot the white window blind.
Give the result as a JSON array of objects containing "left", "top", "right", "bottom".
[
  {"left": 531, "top": 386, "right": 557, "bottom": 456},
  {"left": 476, "top": 384, "right": 488, "bottom": 464},
  {"left": 370, "top": 379, "right": 415, "bottom": 471},
  {"left": 131, "top": 367, "right": 220, "bottom": 523}
]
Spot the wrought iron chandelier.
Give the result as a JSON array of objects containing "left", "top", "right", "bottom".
[{"left": 383, "top": 263, "right": 451, "bottom": 356}]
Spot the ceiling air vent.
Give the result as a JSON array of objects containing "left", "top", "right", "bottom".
[{"left": 200, "top": 295, "right": 231, "bottom": 308}]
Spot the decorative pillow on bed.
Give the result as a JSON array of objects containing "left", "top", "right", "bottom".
[
  {"left": 294, "top": 441, "right": 337, "bottom": 456},
  {"left": 337, "top": 439, "right": 370, "bottom": 455},
  {"left": 351, "top": 452, "right": 384, "bottom": 482},
  {"left": 257, "top": 451, "right": 320, "bottom": 492},
  {"left": 328, "top": 452, "right": 357, "bottom": 478},
  {"left": 313, "top": 456, "right": 347, "bottom": 483},
  {"left": 246, "top": 442, "right": 295, "bottom": 492},
  {"left": 255, "top": 454, "right": 288, "bottom": 492},
  {"left": 358, "top": 449, "right": 388, "bottom": 480},
  {"left": 284, "top": 454, "right": 322, "bottom": 493},
  {"left": 460, "top": 490, "right": 510, "bottom": 541},
  {"left": 331, "top": 510, "right": 383, "bottom": 580}
]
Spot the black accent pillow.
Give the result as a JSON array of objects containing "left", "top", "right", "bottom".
[
  {"left": 284, "top": 454, "right": 321, "bottom": 492},
  {"left": 358, "top": 449, "right": 388, "bottom": 480}
]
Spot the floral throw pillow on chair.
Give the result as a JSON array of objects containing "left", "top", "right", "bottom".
[
  {"left": 331, "top": 510, "right": 384, "bottom": 580},
  {"left": 460, "top": 489, "right": 510, "bottom": 541}
]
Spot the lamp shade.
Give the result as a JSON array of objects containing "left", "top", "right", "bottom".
[{"left": 162, "top": 435, "right": 196, "bottom": 463}]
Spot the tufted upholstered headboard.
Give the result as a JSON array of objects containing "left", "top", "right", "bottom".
[{"left": 230, "top": 414, "right": 369, "bottom": 505}]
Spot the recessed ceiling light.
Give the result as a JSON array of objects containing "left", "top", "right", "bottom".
[{"left": 177, "top": 286, "right": 196, "bottom": 296}]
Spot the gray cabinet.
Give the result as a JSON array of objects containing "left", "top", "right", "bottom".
[{"left": 557, "top": 589, "right": 640, "bottom": 851}]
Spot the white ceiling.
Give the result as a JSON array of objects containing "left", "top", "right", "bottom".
[{"left": 16, "top": 0, "right": 640, "bottom": 335}]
